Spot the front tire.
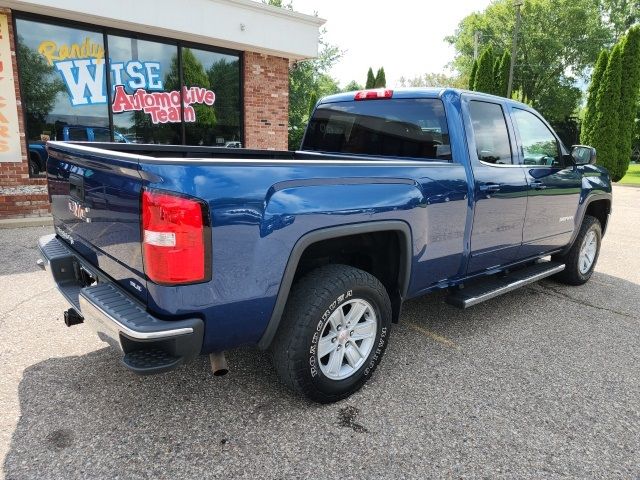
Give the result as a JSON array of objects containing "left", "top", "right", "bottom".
[
  {"left": 270, "top": 264, "right": 392, "bottom": 403},
  {"left": 552, "top": 215, "right": 602, "bottom": 285}
]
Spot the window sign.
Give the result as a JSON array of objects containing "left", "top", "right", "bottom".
[
  {"left": 15, "top": 17, "right": 242, "bottom": 148},
  {"left": 0, "top": 13, "right": 21, "bottom": 162},
  {"left": 15, "top": 19, "right": 108, "bottom": 145}
]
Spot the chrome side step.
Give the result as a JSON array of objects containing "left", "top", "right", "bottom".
[{"left": 446, "top": 261, "right": 565, "bottom": 309}]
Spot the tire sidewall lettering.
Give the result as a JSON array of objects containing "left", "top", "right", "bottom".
[{"left": 309, "top": 289, "right": 386, "bottom": 381}]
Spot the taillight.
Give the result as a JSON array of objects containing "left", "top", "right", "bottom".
[
  {"left": 141, "top": 189, "right": 210, "bottom": 285},
  {"left": 354, "top": 89, "right": 393, "bottom": 100}
]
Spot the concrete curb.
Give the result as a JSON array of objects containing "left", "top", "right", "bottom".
[{"left": 0, "top": 216, "right": 53, "bottom": 229}]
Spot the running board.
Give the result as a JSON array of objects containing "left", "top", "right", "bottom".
[{"left": 446, "top": 261, "right": 565, "bottom": 309}]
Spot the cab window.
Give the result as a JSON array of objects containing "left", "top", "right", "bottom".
[
  {"left": 303, "top": 98, "right": 452, "bottom": 161},
  {"left": 512, "top": 108, "right": 560, "bottom": 166},
  {"left": 468, "top": 101, "right": 513, "bottom": 165}
]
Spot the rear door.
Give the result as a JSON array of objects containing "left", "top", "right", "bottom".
[
  {"left": 47, "top": 142, "right": 147, "bottom": 302},
  {"left": 464, "top": 97, "right": 529, "bottom": 273},
  {"left": 509, "top": 107, "right": 581, "bottom": 256}
]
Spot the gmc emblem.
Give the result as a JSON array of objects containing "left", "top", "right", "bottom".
[{"left": 68, "top": 199, "right": 90, "bottom": 222}]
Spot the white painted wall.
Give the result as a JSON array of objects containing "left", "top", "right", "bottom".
[{"left": 0, "top": 0, "right": 325, "bottom": 59}]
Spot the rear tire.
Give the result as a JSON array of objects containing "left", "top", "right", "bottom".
[
  {"left": 29, "top": 158, "right": 39, "bottom": 176},
  {"left": 552, "top": 215, "right": 602, "bottom": 285},
  {"left": 270, "top": 264, "right": 392, "bottom": 403}
]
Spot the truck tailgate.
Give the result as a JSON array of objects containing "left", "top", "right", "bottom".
[{"left": 46, "top": 142, "right": 148, "bottom": 303}]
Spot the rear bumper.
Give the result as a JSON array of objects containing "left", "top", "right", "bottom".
[{"left": 38, "top": 234, "right": 204, "bottom": 374}]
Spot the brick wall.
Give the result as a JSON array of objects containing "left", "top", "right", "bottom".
[
  {"left": 243, "top": 51, "right": 289, "bottom": 151},
  {"left": 0, "top": 8, "right": 49, "bottom": 220}
]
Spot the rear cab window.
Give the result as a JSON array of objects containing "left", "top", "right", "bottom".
[{"left": 302, "top": 98, "right": 452, "bottom": 161}]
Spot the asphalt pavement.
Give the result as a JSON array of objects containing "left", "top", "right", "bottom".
[{"left": 0, "top": 185, "right": 638, "bottom": 479}]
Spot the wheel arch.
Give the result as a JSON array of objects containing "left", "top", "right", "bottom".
[
  {"left": 584, "top": 196, "right": 611, "bottom": 235},
  {"left": 257, "top": 221, "right": 412, "bottom": 349}
]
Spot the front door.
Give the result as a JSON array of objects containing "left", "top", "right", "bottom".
[
  {"left": 465, "top": 98, "right": 529, "bottom": 273},
  {"left": 510, "top": 107, "right": 582, "bottom": 257}
]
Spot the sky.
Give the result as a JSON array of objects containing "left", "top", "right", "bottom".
[{"left": 290, "top": 0, "right": 493, "bottom": 88}]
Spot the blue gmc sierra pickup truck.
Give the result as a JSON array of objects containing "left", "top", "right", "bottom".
[{"left": 38, "top": 88, "right": 612, "bottom": 403}]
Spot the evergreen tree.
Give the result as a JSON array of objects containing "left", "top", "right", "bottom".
[
  {"left": 374, "top": 67, "right": 386, "bottom": 88},
  {"left": 474, "top": 47, "right": 495, "bottom": 94},
  {"left": 581, "top": 49, "right": 609, "bottom": 146},
  {"left": 617, "top": 25, "right": 640, "bottom": 179},
  {"left": 492, "top": 55, "right": 502, "bottom": 95},
  {"left": 591, "top": 42, "right": 623, "bottom": 179},
  {"left": 365, "top": 68, "right": 376, "bottom": 88},
  {"left": 469, "top": 59, "right": 478, "bottom": 90},
  {"left": 497, "top": 50, "right": 511, "bottom": 97}
]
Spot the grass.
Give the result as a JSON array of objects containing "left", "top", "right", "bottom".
[{"left": 619, "top": 163, "right": 640, "bottom": 185}]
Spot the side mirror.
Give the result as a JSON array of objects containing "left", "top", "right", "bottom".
[{"left": 571, "top": 145, "right": 597, "bottom": 165}]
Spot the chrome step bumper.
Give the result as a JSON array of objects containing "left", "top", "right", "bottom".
[{"left": 38, "top": 234, "right": 204, "bottom": 374}]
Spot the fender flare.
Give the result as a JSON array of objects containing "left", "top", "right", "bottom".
[
  {"left": 563, "top": 192, "right": 612, "bottom": 253},
  {"left": 257, "top": 220, "right": 412, "bottom": 349}
]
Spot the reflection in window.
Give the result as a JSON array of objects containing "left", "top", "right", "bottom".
[
  {"left": 303, "top": 99, "right": 451, "bottom": 160},
  {"left": 468, "top": 101, "right": 512, "bottom": 165},
  {"left": 108, "top": 35, "right": 181, "bottom": 144},
  {"left": 512, "top": 108, "right": 560, "bottom": 166},
  {"left": 15, "top": 19, "right": 109, "bottom": 144},
  {"left": 182, "top": 48, "right": 241, "bottom": 146}
]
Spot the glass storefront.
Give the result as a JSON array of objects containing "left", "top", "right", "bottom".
[{"left": 15, "top": 16, "right": 242, "bottom": 151}]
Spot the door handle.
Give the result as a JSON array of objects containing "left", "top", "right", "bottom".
[
  {"left": 479, "top": 183, "right": 501, "bottom": 193},
  {"left": 530, "top": 181, "right": 547, "bottom": 190}
]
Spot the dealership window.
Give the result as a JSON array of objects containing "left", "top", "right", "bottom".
[
  {"left": 183, "top": 47, "right": 241, "bottom": 146},
  {"left": 108, "top": 35, "right": 181, "bottom": 144},
  {"left": 15, "top": 19, "right": 109, "bottom": 144},
  {"left": 15, "top": 15, "right": 242, "bottom": 155}
]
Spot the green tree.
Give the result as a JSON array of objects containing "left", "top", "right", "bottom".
[
  {"left": 469, "top": 59, "right": 478, "bottom": 90},
  {"left": 263, "top": 0, "right": 293, "bottom": 9},
  {"left": 581, "top": 49, "right": 609, "bottom": 146},
  {"left": 266, "top": 0, "right": 342, "bottom": 149},
  {"left": 591, "top": 42, "right": 623, "bottom": 179},
  {"left": 496, "top": 50, "right": 510, "bottom": 97},
  {"left": 617, "top": 25, "right": 640, "bottom": 178},
  {"left": 492, "top": 55, "right": 502, "bottom": 95},
  {"left": 474, "top": 47, "right": 495, "bottom": 93},
  {"left": 600, "top": 0, "right": 640, "bottom": 40},
  {"left": 365, "top": 68, "right": 376, "bottom": 88},
  {"left": 343, "top": 80, "right": 363, "bottom": 92},
  {"left": 446, "top": 0, "right": 609, "bottom": 121},
  {"left": 15, "top": 37, "right": 65, "bottom": 139},
  {"left": 374, "top": 67, "right": 386, "bottom": 88},
  {"left": 208, "top": 58, "right": 241, "bottom": 131},
  {"left": 166, "top": 49, "right": 215, "bottom": 126},
  {"left": 398, "top": 72, "right": 466, "bottom": 88},
  {"left": 307, "top": 91, "right": 318, "bottom": 117},
  {"left": 288, "top": 37, "right": 342, "bottom": 149}
]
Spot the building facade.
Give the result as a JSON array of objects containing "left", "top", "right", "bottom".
[{"left": 0, "top": 0, "right": 324, "bottom": 219}]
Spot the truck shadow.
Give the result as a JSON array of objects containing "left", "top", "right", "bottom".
[{"left": 3, "top": 271, "right": 638, "bottom": 478}]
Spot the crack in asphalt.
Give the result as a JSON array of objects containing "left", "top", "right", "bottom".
[
  {"left": 0, "top": 287, "right": 56, "bottom": 321},
  {"left": 531, "top": 282, "right": 639, "bottom": 321}
]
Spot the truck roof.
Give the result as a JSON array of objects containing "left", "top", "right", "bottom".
[{"left": 318, "top": 87, "right": 531, "bottom": 110}]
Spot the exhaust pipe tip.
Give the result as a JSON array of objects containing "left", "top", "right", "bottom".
[{"left": 209, "top": 351, "right": 229, "bottom": 376}]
